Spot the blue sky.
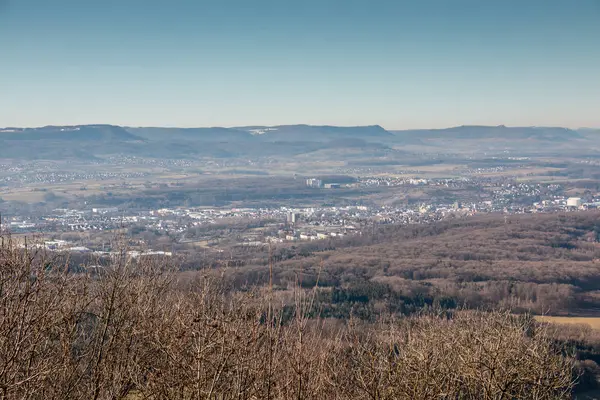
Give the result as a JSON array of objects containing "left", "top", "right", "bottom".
[{"left": 1, "top": 0, "right": 599, "bottom": 129}]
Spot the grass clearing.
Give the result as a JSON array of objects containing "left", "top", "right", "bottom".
[{"left": 534, "top": 316, "right": 600, "bottom": 330}]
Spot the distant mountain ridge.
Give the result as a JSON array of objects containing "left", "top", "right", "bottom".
[
  {"left": 0, "top": 124, "right": 141, "bottom": 142},
  {"left": 0, "top": 123, "right": 593, "bottom": 160},
  {"left": 126, "top": 127, "right": 253, "bottom": 142},
  {"left": 126, "top": 124, "right": 392, "bottom": 143},
  {"left": 391, "top": 125, "right": 583, "bottom": 142},
  {"left": 235, "top": 124, "right": 392, "bottom": 142},
  {"left": 0, "top": 124, "right": 394, "bottom": 143},
  {"left": 2, "top": 123, "right": 587, "bottom": 142}
]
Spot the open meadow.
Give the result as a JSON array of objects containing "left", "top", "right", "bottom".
[{"left": 535, "top": 316, "right": 600, "bottom": 330}]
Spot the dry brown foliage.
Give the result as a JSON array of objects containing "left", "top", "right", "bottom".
[{"left": 0, "top": 234, "right": 576, "bottom": 399}]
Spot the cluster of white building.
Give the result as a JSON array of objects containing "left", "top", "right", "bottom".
[{"left": 26, "top": 239, "right": 172, "bottom": 258}]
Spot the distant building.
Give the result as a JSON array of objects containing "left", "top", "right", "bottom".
[
  {"left": 324, "top": 183, "right": 341, "bottom": 189},
  {"left": 44, "top": 240, "right": 69, "bottom": 250},
  {"left": 306, "top": 178, "right": 323, "bottom": 188},
  {"left": 567, "top": 197, "right": 582, "bottom": 208},
  {"left": 92, "top": 207, "right": 119, "bottom": 214},
  {"left": 287, "top": 212, "right": 300, "bottom": 225},
  {"left": 299, "top": 233, "right": 317, "bottom": 241},
  {"left": 128, "top": 250, "right": 173, "bottom": 258},
  {"left": 69, "top": 246, "right": 91, "bottom": 253}
]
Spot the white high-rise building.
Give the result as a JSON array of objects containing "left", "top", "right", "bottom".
[
  {"left": 567, "top": 197, "right": 582, "bottom": 208},
  {"left": 306, "top": 178, "right": 323, "bottom": 188}
]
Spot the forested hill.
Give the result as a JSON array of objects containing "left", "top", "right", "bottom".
[
  {"left": 229, "top": 211, "right": 600, "bottom": 318},
  {"left": 0, "top": 123, "right": 596, "bottom": 160}
]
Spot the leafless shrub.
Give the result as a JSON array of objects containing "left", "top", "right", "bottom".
[
  {"left": 327, "top": 311, "right": 574, "bottom": 400},
  {"left": 0, "top": 234, "right": 577, "bottom": 399}
]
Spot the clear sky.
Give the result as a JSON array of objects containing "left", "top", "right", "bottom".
[{"left": 0, "top": 0, "right": 598, "bottom": 129}]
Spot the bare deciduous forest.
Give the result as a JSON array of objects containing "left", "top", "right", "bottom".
[
  {"left": 214, "top": 212, "right": 600, "bottom": 319},
  {"left": 0, "top": 230, "right": 594, "bottom": 399}
]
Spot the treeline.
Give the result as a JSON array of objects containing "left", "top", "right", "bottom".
[{"left": 0, "top": 236, "right": 580, "bottom": 399}]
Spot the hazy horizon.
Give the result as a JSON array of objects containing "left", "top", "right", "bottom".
[
  {"left": 1, "top": 122, "right": 599, "bottom": 131},
  {"left": 1, "top": 0, "right": 599, "bottom": 129},
  {"left": 0, "top": 123, "right": 600, "bottom": 132}
]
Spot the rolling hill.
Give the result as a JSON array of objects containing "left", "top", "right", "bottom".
[
  {"left": 0, "top": 125, "right": 142, "bottom": 142},
  {"left": 391, "top": 125, "right": 583, "bottom": 142},
  {"left": 126, "top": 127, "right": 254, "bottom": 142},
  {"left": 239, "top": 124, "right": 393, "bottom": 142},
  {"left": 0, "top": 123, "right": 596, "bottom": 160}
]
